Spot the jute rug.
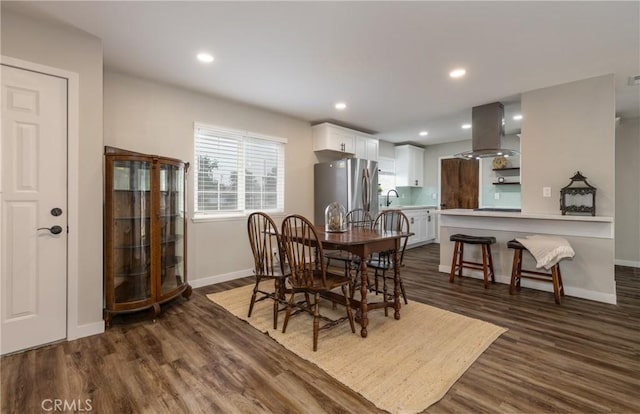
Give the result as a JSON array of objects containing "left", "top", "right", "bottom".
[{"left": 207, "top": 283, "right": 506, "bottom": 413}]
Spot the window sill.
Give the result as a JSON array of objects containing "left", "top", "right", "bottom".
[{"left": 192, "top": 211, "right": 286, "bottom": 223}]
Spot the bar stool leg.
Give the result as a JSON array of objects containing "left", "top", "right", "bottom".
[
  {"left": 516, "top": 250, "right": 523, "bottom": 290},
  {"left": 509, "top": 249, "right": 519, "bottom": 295},
  {"left": 481, "top": 245, "right": 489, "bottom": 289},
  {"left": 457, "top": 243, "right": 464, "bottom": 278},
  {"left": 486, "top": 244, "right": 496, "bottom": 284},
  {"left": 449, "top": 241, "right": 460, "bottom": 283},
  {"left": 557, "top": 265, "right": 565, "bottom": 297},
  {"left": 551, "top": 265, "right": 561, "bottom": 304}
]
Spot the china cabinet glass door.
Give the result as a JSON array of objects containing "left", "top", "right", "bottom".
[
  {"left": 111, "top": 159, "right": 152, "bottom": 304},
  {"left": 159, "top": 162, "right": 186, "bottom": 297}
]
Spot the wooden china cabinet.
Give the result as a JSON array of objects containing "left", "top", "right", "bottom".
[{"left": 104, "top": 146, "right": 191, "bottom": 326}]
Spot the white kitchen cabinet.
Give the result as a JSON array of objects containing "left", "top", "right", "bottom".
[
  {"left": 355, "top": 134, "right": 379, "bottom": 161},
  {"left": 395, "top": 144, "right": 424, "bottom": 187},
  {"left": 312, "top": 123, "right": 379, "bottom": 160},
  {"left": 312, "top": 123, "right": 355, "bottom": 154},
  {"left": 426, "top": 210, "right": 436, "bottom": 241},
  {"left": 402, "top": 208, "right": 436, "bottom": 248}
]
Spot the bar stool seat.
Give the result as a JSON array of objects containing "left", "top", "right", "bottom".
[
  {"left": 449, "top": 234, "right": 496, "bottom": 288},
  {"left": 508, "top": 239, "right": 565, "bottom": 304}
]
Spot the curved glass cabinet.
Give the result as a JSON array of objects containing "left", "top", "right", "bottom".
[{"left": 104, "top": 146, "right": 191, "bottom": 326}]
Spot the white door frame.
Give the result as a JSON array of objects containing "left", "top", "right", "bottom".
[{"left": 0, "top": 55, "right": 83, "bottom": 340}]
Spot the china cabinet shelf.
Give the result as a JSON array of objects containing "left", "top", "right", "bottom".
[{"left": 104, "top": 146, "right": 192, "bottom": 325}]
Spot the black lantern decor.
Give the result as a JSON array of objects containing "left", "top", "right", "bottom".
[{"left": 560, "top": 171, "right": 596, "bottom": 216}]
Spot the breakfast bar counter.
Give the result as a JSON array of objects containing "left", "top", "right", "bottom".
[{"left": 438, "top": 209, "right": 615, "bottom": 304}]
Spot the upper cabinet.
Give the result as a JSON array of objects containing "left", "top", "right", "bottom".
[
  {"left": 355, "top": 133, "right": 379, "bottom": 161},
  {"left": 312, "top": 123, "right": 378, "bottom": 161},
  {"left": 395, "top": 144, "right": 424, "bottom": 187}
]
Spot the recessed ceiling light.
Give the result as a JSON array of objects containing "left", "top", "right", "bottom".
[
  {"left": 461, "top": 124, "right": 472, "bottom": 129},
  {"left": 197, "top": 53, "right": 214, "bottom": 63},
  {"left": 419, "top": 131, "right": 428, "bottom": 136},
  {"left": 449, "top": 68, "right": 466, "bottom": 78},
  {"left": 513, "top": 114, "right": 523, "bottom": 121},
  {"left": 335, "top": 102, "right": 347, "bottom": 110}
]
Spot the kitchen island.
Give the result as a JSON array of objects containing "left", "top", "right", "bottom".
[{"left": 438, "top": 209, "right": 615, "bottom": 304}]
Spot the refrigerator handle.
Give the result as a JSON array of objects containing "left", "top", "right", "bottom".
[{"left": 362, "top": 168, "right": 370, "bottom": 212}]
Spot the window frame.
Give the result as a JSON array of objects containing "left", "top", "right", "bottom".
[{"left": 193, "top": 122, "right": 287, "bottom": 221}]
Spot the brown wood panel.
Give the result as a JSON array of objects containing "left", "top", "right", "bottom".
[
  {"left": 440, "top": 158, "right": 478, "bottom": 209},
  {"left": 2, "top": 244, "right": 639, "bottom": 413}
]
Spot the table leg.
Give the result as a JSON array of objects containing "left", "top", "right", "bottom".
[
  {"left": 359, "top": 258, "right": 369, "bottom": 338},
  {"left": 393, "top": 246, "right": 401, "bottom": 320}
]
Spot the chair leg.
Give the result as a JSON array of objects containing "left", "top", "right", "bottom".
[
  {"left": 449, "top": 241, "right": 460, "bottom": 282},
  {"left": 282, "top": 290, "right": 296, "bottom": 334},
  {"left": 382, "top": 269, "right": 389, "bottom": 317},
  {"left": 248, "top": 277, "right": 260, "bottom": 318},
  {"left": 273, "top": 279, "right": 279, "bottom": 329},
  {"left": 313, "top": 293, "right": 320, "bottom": 352},
  {"left": 399, "top": 276, "right": 408, "bottom": 305},
  {"left": 481, "top": 245, "right": 489, "bottom": 289},
  {"left": 342, "top": 285, "right": 356, "bottom": 333}
]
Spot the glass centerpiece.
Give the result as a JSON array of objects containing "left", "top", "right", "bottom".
[{"left": 325, "top": 201, "right": 347, "bottom": 233}]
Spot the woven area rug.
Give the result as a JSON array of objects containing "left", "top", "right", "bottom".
[{"left": 207, "top": 283, "right": 506, "bottom": 413}]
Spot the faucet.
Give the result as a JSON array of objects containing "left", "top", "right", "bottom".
[{"left": 385, "top": 189, "right": 399, "bottom": 207}]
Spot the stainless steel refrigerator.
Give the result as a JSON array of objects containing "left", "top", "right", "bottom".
[{"left": 314, "top": 158, "right": 378, "bottom": 225}]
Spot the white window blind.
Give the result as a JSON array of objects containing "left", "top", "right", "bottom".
[{"left": 194, "top": 123, "right": 286, "bottom": 217}]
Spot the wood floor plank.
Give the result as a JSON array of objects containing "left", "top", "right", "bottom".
[{"left": 1, "top": 243, "right": 639, "bottom": 413}]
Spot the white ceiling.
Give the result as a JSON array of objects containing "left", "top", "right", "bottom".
[{"left": 4, "top": 1, "right": 639, "bottom": 145}]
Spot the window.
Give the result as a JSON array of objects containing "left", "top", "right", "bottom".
[{"left": 194, "top": 123, "right": 286, "bottom": 218}]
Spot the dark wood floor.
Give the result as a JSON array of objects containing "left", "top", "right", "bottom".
[{"left": 2, "top": 244, "right": 639, "bottom": 413}]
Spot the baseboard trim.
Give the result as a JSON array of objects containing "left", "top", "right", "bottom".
[
  {"left": 438, "top": 265, "right": 617, "bottom": 305},
  {"left": 67, "top": 321, "right": 105, "bottom": 341},
  {"left": 615, "top": 259, "right": 640, "bottom": 268},
  {"left": 190, "top": 268, "right": 253, "bottom": 288}
]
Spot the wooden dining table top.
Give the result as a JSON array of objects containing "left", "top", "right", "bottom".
[{"left": 314, "top": 226, "right": 412, "bottom": 246}]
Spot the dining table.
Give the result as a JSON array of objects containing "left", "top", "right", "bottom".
[{"left": 314, "top": 225, "right": 411, "bottom": 338}]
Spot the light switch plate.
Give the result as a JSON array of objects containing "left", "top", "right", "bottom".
[
  {"left": 494, "top": 192, "right": 500, "bottom": 200},
  {"left": 543, "top": 187, "right": 552, "bottom": 197}
]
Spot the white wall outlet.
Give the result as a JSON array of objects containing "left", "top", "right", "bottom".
[
  {"left": 494, "top": 192, "right": 500, "bottom": 200},
  {"left": 432, "top": 192, "right": 437, "bottom": 200},
  {"left": 543, "top": 187, "right": 552, "bottom": 197}
]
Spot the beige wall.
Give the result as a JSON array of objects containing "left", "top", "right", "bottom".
[
  {"left": 423, "top": 140, "right": 471, "bottom": 189},
  {"left": 615, "top": 117, "right": 640, "bottom": 265},
  {"left": 1, "top": 10, "right": 104, "bottom": 327},
  {"left": 104, "top": 71, "right": 315, "bottom": 283},
  {"left": 521, "top": 74, "right": 615, "bottom": 216}
]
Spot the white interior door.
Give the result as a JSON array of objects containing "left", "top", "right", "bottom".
[{"left": 1, "top": 64, "right": 68, "bottom": 354}]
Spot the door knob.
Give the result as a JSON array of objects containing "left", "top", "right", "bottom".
[{"left": 38, "top": 225, "right": 63, "bottom": 235}]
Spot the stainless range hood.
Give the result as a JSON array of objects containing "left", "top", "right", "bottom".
[{"left": 455, "top": 102, "right": 519, "bottom": 159}]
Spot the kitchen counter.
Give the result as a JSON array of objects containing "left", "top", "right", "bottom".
[
  {"left": 439, "top": 208, "right": 612, "bottom": 223},
  {"left": 438, "top": 209, "right": 615, "bottom": 304},
  {"left": 381, "top": 204, "right": 437, "bottom": 211}
]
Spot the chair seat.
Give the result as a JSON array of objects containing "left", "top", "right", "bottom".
[
  {"left": 450, "top": 234, "right": 496, "bottom": 245},
  {"left": 288, "top": 269, "right": 351, "bottom": 291}
]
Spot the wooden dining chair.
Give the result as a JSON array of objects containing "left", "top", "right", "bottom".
[
  {"left": 280, "top": 214, "right": 355, "bottom": 351},
  {"left": 325, "top": 208, "right": 373, "bottom": 277},
  {"left": 246, "top": 212, "right": 289, "bottom": 329},
  {"left": 367, "top": 210, "right": 410, "bottom": 314}
]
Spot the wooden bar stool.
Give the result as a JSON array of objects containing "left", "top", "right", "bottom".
[
  {"left": 449, "top": 234, "right": 496, "bottom": 289},
  {"left": 508, "top": 239, "right": 565, "bottom": 304}
]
